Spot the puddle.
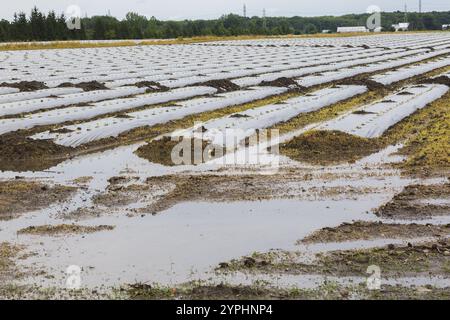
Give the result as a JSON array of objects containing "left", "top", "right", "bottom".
[
  {"left": 216, "top": 272, "right": 450, "bottom": 290},
  {"left": 11, "top": 196, "right": 388, "bottom": 289},
  {"left": 414, "top": 198, "right": 450, "bottom": 206},
  {"left": 0, "top": 111, "right": 445, "bottom": 292}
]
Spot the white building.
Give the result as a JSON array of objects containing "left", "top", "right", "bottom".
[
  {"left": 392, "top": 23, "right": 410, "bottom": 31},
  {"left": 443, "top": 24, "right": 450, "bottom": 30},
  {"left": 322, "top": 29, "right": 331, "bottom": 33},
  {"left": 337, "top": 26, "right": 368, "bottom": 33}
]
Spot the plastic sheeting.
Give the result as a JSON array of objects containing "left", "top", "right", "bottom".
[
  {"left": 0, "top": 86, "right": 148, "bottom": 117},
  {"left": 178, "top": 85, "right": 368, "bottom": 148},
  {"left": 30, "top": 86, "right": 287, "bottom": 147},
  {"left": 0, "top": 87, "right": 20, "bottom": 95},
  {"left": 371, "top": 57, "right": 450, "bottom": 85},
  {"left": 0, "top": 87, "right": 83, "bottom": 104},
  {"left": 231, "top": 48, "right": 412, "bottom": 87},
  {"left": 0, "top": 86, "right": 217, "bottom": 135},
  {"left": 296, "top": 48, "right": 450, "bottom": 87},
  {"left": 320, "top": 84, "right": 449, "bottom": 138}
]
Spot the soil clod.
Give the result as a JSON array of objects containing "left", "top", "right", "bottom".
[
  {"left": 280, "top": 130, "right": 382, "bottom": 165},
  {"left": 197, "top": 79, "right": 240, "bottom": 93},
  {"left": 0, "top": 81, "right": 48, "bottom": 92}
]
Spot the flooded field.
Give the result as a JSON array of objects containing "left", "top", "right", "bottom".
[{"left": 0, "top": 33, "right": 449, "bottom": 300}]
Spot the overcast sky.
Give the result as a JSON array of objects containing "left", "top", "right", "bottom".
[{"left": 2, "top": 0, "right": 450, "bottom": 20}]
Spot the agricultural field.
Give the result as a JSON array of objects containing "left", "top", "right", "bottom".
[{"left": 0, "top": 32, "right": 449, "bottom": 300}]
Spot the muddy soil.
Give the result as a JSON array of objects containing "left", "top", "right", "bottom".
[
  {"left": 0, "top": 242, "right": 24, "bottom": 283},
  {"left": 220, "top": 239, "right": 450, "bottom": 277},
  {"left": 17, "top": 224, "right": 114, "bottom": 236},
  {"left": 1, "top": 281, "right": 448, "bottom": 300},
  {"left": 280, "top": 130, "right": 383, "bottom": 165},
  {"left": 0, "top": 132, "right": 73, "bottom": 172},
  {"left": 376, "top": 183, "right": 450, "bottom": 219},
  {"left": 301, "top": 221, "right": 450, "bottom": 243},
  {"left": 0, "top": 81, "right": 48, "bottom": 92},
  {"left": 260, "top": 77, "right": 305, "bottom": 90},
  {"left": 84, "top": 168, "right": 384, "bottom": 217},
  {"left": 122, "top": 282, "right": 351, "bottom": 300},
  {"left": 121, "top": 282, "right": 450, "bottom": 300},
  {"left": 135, "top": 136, "right": 225, "bottom": 166},
  {"left": 394, "top": 91, "right": 450, "bottom": 176},
  {"left": 93, "top": 183, "right": 153, "bottom": 208},
  {"left": 58, "top": 81, "right": 108, "bottom": 92},
  {"left": 197, "top": 79, "right": 240, "bottom": 93},
  {"left": 132, "top": 172, "right": 382, "bottom": 214},
  {"left": 337, "top": 78, "right": 386, "bottom": 91},
  {"left": 0, "top": 180, "right": 76, "bottom": 220},
  {"left": 313, "top": 240, "right": 450, "bottom": 277},
  {"left": 132, "top": 81, "right": 169, "bottom": 92},
  {"left": 419, "top": 75, "right": 450, "bottom": 87}
]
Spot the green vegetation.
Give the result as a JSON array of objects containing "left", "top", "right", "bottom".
[
  {"left": 17, "top": 224, "right": 115, "bottom": 236},
  {"left": 1, "top": 7, "right": 450, "bottom": 43}
]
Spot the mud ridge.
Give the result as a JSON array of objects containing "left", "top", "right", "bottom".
[
  {"left": 132, "top": 81, "right": 169, "bottom": 92},
  {"left": 135, "top": 136, "right": 225, "bottom": 166},
  {"left": 280, "top": 130, "right": 382, "bottom": 165},
  {"left": 301, "top": 221, "right": 450, "bottom": 243},
  {"left": 0, "top": 180, "right": 75, "bottom": 220},
  {"left": 419, "top": 76, "right": 450, "bottom": 87},
  {"left": 58, "top": 81, "right": 109, "bottom": 92},
  {"left": 260, "top": 77, "right": 305, "bottom": 90},
  {"left": 0, "top": 132, "right": 73, "bottom": 172},
  {"left": 0, "top": 81, "right": 48, "bottom": 92},
  {"left": 337, "top": 78, "right": 385, "bottom": 91},
  {"left": 376, "top": 183, "right": 450, "bottom": 219},
  {"left": 196, "top": 79, "right": 240, "bottom": 93}
]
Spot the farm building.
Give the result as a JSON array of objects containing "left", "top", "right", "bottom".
[
  {"left": 337, "top": 26, "right": 368, "bottom": 33},
  {"left": 392, "top": 23, "right": 410, "bottom": 31},
  {"left": 443, "top": 24, "right": 450, "bottom": 30}
]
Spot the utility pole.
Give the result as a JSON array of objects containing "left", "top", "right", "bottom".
[
  {"left": 404, "top": 4, "right": 408, "bottom": 23},
  {"left": 262, "top": 8, "right": 267, "bottom": 29},
  {"left": 243, "top": 4, "right": 247, "bottom": 18}
]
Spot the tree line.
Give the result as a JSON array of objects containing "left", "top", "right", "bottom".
[{"left": 1, "top": 7, "right": 450, "bottom": 42}]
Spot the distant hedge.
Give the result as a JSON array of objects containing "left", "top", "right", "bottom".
[{"left": 1, "top": 7, "right": 449, "bottom": 42}]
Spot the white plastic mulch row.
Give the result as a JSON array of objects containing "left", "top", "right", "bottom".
[
  {"left": 2, "top": 45, "right": 359, "bottom": 87},
  {"left": 211, "top": 33, "right": 450, "bottom": 50},
  {"left": 319, "top": 84, "right": 449, "bottom": 138},
  {"left": 30, "top": 86, "right": 287, "bottom": 147},
  {"left": 296, "top": 48, "right": 450, "bottom": 87},
  {"left": 2, "top": 33, "right": 449, "bottom": 85},
  {"left": 0, "top": 86, "right": 217, "bottom": 135},
  {"left": 48, "top": 47, "right": 364, "bottom": 88},
  {"left": 159, "top": 48, "right": 388, "bottom": 89},
  {"left": 0, "top": 87, "right": 20, "bottom": 95},
  {"left": 231, "top": 49, "right": 424, "bottom": 87},
  {"left": 0, "top": 87, "right": 83, "bottom": 104},
  {"left": 0, "top": 86, "right": 148, "bottom": 117},
  {"left": 371, "top": 56, "right": 450, "bottom": 85},
  {"left": 179, "top": 85, "right": 368, "bottom": 148}
]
